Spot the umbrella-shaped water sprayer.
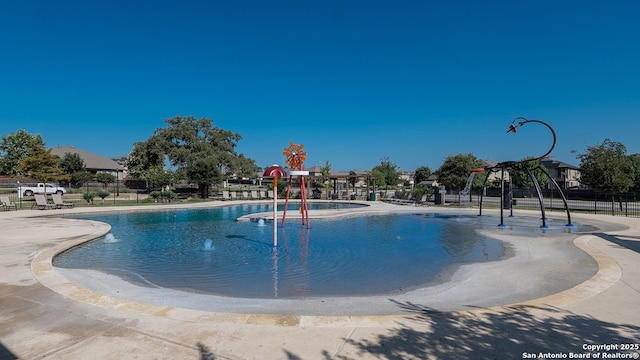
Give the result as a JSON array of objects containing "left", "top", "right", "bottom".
[{"left": 263, "top": 164, "right": 287, "bottom": 247}]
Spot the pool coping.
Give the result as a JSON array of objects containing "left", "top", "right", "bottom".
[{"left": 29, "top": 200, "right": 625, "bottom": 326}]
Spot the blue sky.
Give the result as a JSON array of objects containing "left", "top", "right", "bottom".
[{"left": 1, "top": 1, "right": 638, "bottom": 171}]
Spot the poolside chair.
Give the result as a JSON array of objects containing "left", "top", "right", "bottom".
[
  {"left": 52, "top": 193, "right": 74, "bottom": 209},
  {"left": 221, "top": 191, "right": 231, "bottom": 201},
  {"left": 32, "top": 194, "right": 54, "bottom": 210},
  {"left": 242, "top": 191, "right": 249, "bottom": 200},
  {"left": 0, "top": 195, "right": 17, "bottom": 211},
  {"left": 416, "top": 194, "right": 428, "bottom": 206},
  {"left": 230, "top": 192, "right": 237, "bottom": 200}
]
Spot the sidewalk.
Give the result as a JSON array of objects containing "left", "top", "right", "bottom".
[{"left": 0, "top": 203, "right": 638, "bottom": 359}]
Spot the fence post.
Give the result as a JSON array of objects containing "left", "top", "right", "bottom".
[{"left": 625, "top": 193, "right": 628, "bottom": 217}]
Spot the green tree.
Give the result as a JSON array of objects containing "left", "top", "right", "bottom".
[
  {"left": 577, "top": 139, "right": 633, "bottom": 213},
  {"left": 125, "top": 136, "right": 165, "bottom": 180},
  {"left": 228, "top": 153, "right": 260, "bottom": 180},
  {"left": 142, "top": 166, "right": 176, "bottom": 190},
  {"left": 60, "top": 152, "right": 85, "bottom": 174},
  {"left": 132, "top": 115, "right": 249, "bottom": 198},
  {"left": 629, "top": 155, "right": 640, "bottom": 192},
  {"left": 320, "top": 160, "right": 332, "bottom": 199},
  {"left": 436, "top": 153, "right": 481, "bottom": 200},
  {"left": 184, "top": 157, "right": 221, "bottom": 197},
  {"left": 510, "top": 157, "right": 550, "bottom": 189},
  {"left": 371, "top": 157, "right": 400, "bottom": 191},
  {"left": 18, "top": 146, "right": 69, "bottom": 183},
  {"left": 348, "top": 170, "right": 358, "bottom": 189},
  {"left": 577, "top": 139, "right": 633, "bottom": 193},
  {"left": 0, "top": 130, "right": 45, "bottom": 176},
  {"left": 72, "top": 171, "right": 94, "bottom": 188},
  {"left": 60, "top": 152, "right": 92, "bottom": 187},
  {"left": 414, "top": 166, "right": 432, "bottom": 185},
  {"left": 371, "top": 168, "right": 386, "bottom": 189},
  {"left": 95, "top": 172, "right": 116, "bottom": 188}
]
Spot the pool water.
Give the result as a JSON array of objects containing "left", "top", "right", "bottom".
[{"left": 55, "top": 204, "right": 504, "bottom": 298}]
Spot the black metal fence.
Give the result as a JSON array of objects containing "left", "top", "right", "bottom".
[{"left": 468, "top": 188, "right": 640, "bottom": 218}]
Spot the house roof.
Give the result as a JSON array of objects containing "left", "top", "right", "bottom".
[
  {"left": 50, "top": 146, "right": 124, "bottom": 171},
  {"left": 481, "top": 159, "right": 498, "bottom": 168},
  {"left": 540, "top": 157, "right": 579, "bottom": 170}
]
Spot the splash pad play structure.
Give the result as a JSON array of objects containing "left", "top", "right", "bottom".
[
  {"left": 261, "top": 142, "right": 311, "bottom": 247},
  {"left": 281, "top": 142, "right": 310, "bottom": 229},
  {"left": 473, "top": 117, "right": 573, "bottom": 229}
]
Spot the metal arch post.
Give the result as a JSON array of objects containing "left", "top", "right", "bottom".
[
  {"left": 478, "top": 169, "right": 491, "bottom": 216},
  {"left": 300, "top": 175, "right": 310, "bottom": 229},
  {"left": 536, "top": 166, "right": 573, "bottom": 226},
  {"left": 498, "top": 165, "right": 506, "bottom": 227},
  {"left": 510, "top": 117, "right": 557, "bottom": 161},
  {"left": 508, "top": 174, "right": 515, "bottom": 218},
  {"left": 524, "top": 166, "right": 548, "bottom": 228}
]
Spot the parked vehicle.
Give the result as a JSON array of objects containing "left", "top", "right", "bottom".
[{"left": 20, "top": 183, "right": 66, "bottom": 197}]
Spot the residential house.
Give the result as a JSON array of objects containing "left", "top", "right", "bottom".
[
  {"left": 50, "top": 146, "right": 125, "bottom": 181},
  {"left": 539, "top": 157, "right": 581, "bottom": 189}
]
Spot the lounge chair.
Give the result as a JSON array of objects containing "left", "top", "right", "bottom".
[
  {"left": 416, "top": 194, "right": 429, "bottom": 206},
  {"left": 0, "top": 195, "right": 17, "bottom": 211},
  {"left": 230, "top": 192, "right": 237, "bottom": 200},
  {"left": 242, "top": 191, "right": 249, "bottom": 199},
  {"left": 51, "top": 194, "right": 74, "bottom": 209},
  {"left": 251, "top": 190, "right": 259, "bottom": 200},
  {"left": 221, "top": 191, "right": 231, "bottom": 201},
  {"left": 32, "top": 194, "right": 54, "bottom": 210}
]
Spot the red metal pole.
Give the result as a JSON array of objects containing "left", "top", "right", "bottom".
[
  {"left": 300, "top": 176, "right": 310, "bottom": 228},
  {"left": 281, "top": 175, "right": 292, "bottom": 227}
]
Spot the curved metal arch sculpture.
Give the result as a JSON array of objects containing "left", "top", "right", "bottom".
[{"left": 478, "top": 117, "right": 572, "bottom": 228}]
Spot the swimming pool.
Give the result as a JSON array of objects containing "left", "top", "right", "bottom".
[{"left": 54, "top": 203, "right": 504, "bottom": 298}]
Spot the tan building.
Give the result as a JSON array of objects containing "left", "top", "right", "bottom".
[{"left": 539, "top": 157, "right": 581, "bottom": 189}]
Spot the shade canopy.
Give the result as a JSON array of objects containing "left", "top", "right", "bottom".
[{"left": 263, "top": 164, "right": 287, "bottom": 178}]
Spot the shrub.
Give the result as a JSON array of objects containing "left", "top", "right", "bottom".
[
  {"left": 83, "top": 191, "right": 96, "bottom": 204},
  {"left": 413, "top": 186, "right": 434, "bottom": 200},
  {"left": 149, "top": 191, "right": 162, "bottom": 202},
  {"left": 96, "top": 190, "right": 110, "bottom": 203},
  {"left": 161, "top": 190, "right": 176, "bottom": 202}
]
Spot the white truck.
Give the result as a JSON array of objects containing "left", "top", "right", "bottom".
[{"left": 20, "top": 183, "right": 66, "bottom": 197}]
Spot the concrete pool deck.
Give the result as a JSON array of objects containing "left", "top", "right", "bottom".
[{"left": 1, "top": 201, "right": 639, "bottom": 359}]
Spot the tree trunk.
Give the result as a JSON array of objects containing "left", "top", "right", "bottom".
[{"left": 199, "top": 183, "right": 209, "bottom": 199}]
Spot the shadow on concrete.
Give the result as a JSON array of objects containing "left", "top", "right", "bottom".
[
  {"left": 0, "top": 341, "right": 17, "bottom": 360},
  {"left": 595, "top": 233, "right": 640, "bottom": 253},
  {"left": 196, "top": 342, "right": 305, "bottom": 360},
  {"left": 325, "top": 302, "right": 640, "bottom": 359},
  {"left": 196, "top": 342, "right": 216, "bottom": 360},
  {"left": 283, "top": 349, "right": 303, "bottom": 359}
]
